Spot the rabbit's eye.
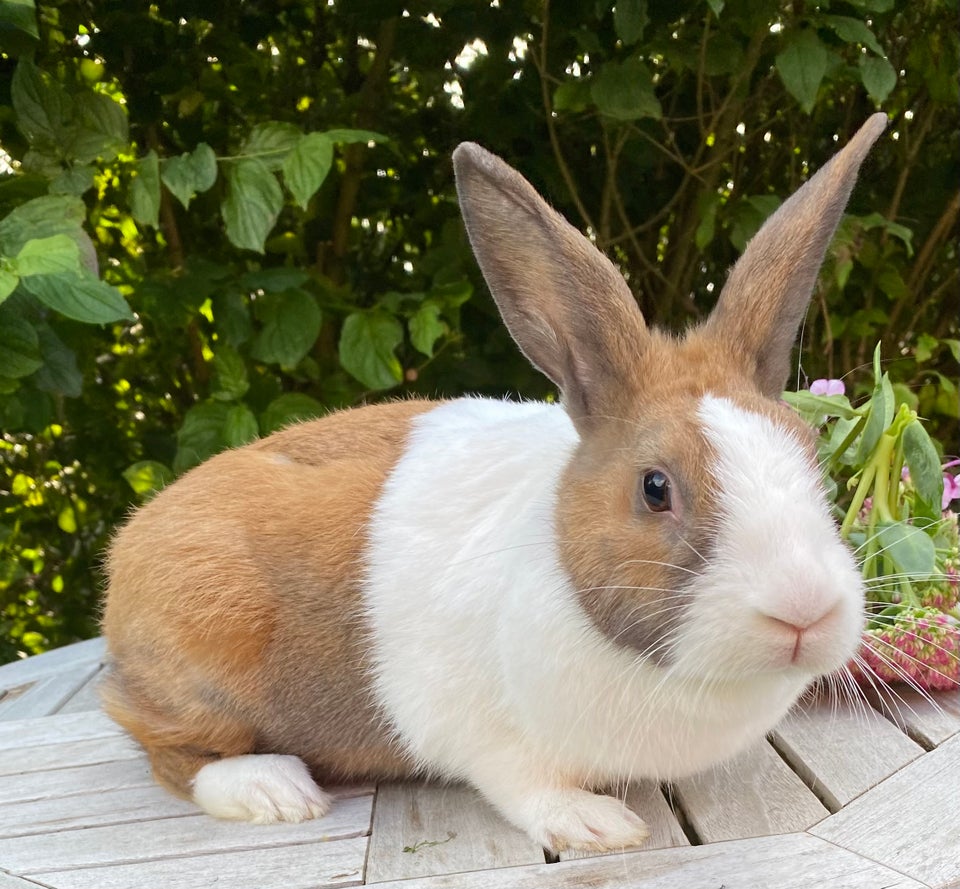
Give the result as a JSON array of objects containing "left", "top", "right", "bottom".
[{"left": 641, "top": 470, "right": 672, "bottom": 512}]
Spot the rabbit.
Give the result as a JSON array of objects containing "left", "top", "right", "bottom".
[{"left": 101, "top": 113, "right": 887, "bottom": 853}]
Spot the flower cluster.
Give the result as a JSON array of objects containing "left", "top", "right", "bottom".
[
  {"left": 856, "top": 607, "right": 959, "bottom": 692},
  {"left": 786, "top": 362, "right": 959, "bottom": 694}
]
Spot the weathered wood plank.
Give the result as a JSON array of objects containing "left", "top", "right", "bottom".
[
  {"left": 0, "top": 784, "right": 200, "bottom": 838},
  {"left": 870, "top": 687, "right": 960, "bottom": 747},
  {"left": 29, "top": 835, "right": 368, "bottom": 889},
  {"left": 771, "top": 696, "right": 924, "bottom": 809},
  {"left": 3, "top": 793, "right": 373, "bottom": 874},
  {"left": 672, "top": 739, "right": 828, "bottom": 843},
  {"left": 0, "top": 873, "right": 52, "bottom": 889},
  {"left": 0, "top": 638, "right": 106, "bottom": 687},
  {"left": 811, "top": 731, "right": 960, "bottom": 888},
  {"left": 0, "top": 662, "right": 101, "bottom": 721},
  {"left": 0, "top": 709, "right": 123, "bottom": 751},
  {"left": 0, "top": 757, "right": 153, "bottom": 805},
  {"left": 1, "top": 735, "right": 143, "bottom": 777},
  {"left": 56, "top": 666, "right": 106, "bottom": 714},
  {"left": 365, "top": 782, "right": 544, "bottom": 883},
  {"left": 559, "top": 782, "right": 689, "bottom": 861},
  {"left": 362, "top": 832, "right": 925, "bottom": 889}
]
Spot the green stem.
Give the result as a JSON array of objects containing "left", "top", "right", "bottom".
[{"left": 842, "top": 462, "right": 877, "bottom": 538}]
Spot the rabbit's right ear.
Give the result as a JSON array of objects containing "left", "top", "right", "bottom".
[
  {"left": 454, "top": 144, "right": 649, "bottom": 433},
  {"left": 703, "top": 114, "right": 887, "bottom": 397}
]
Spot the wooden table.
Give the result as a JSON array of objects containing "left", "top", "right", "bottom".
[{"left": 1, "top": 638, "right": 958, "bottom": 889}]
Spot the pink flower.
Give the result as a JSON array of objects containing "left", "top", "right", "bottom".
[
  {"left": 853, "top": 608, "right": 959, "bottom": 692},
  {"left": 810, "top": 378, "right": 846, "bottom": 396},
  {"left": 943, "top": 473, "right": 960, "bottom": 511}
]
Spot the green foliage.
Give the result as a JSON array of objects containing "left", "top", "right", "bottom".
[{"left": 0, "top": 0, "right": 956, "bottom": 660}]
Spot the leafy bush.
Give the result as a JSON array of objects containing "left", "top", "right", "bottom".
[{"left": 0, "top": 0, "right": 956, "bottom": 660}]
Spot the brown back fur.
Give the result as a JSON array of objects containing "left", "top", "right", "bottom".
[{"left": 101, "top": 399, "right": 436, "bottom": 793}]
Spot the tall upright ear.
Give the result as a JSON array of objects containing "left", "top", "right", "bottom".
[
  {"left": 703, "top": 113, "right": 887, "bottom": 397},
  {"left": 453, "top": 143, "right": 649, "bottom": 432}
]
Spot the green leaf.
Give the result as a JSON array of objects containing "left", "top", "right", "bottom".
[
  {"left": 877, "top": 521, "right": 937, "bottom": 577},
  {"left": 251, "top": 289, "right": 322, "bottom": 367},
  {"left": 212, "top": 291, "right": 253, "bottom": 347},
  {"left": 174, "top": 401, "right": 231, "bottom": 474},
  {"left": 339, "top": 311, "right": 404, "bottom": 390},
  {"left": 21, "top": 271, "right": 134, "bottom": 324},
  {"left": 68, "top": 90, "right": 128, "bottom": 163},
  {"left": 13, "top": 234, "right": 81, "bottom": 277},
  {"left": 32, "top": 323, "right": 81, "bottom": 397},
  {"left": 781, "top": 390, "right": 862, "bottom": 421},
  {"left": 0, "top": 0, "right": 39, "bottom": 42},
  {"left": 323, "top": 128, "right": 387, "bottom": 145},
  {"left": 0, "top": 194, "right": 99, "bottom": 276},
  {"left": 223, "top": 404, "right": 259, "bottom": 447},
  {"left": 0, "top": 270, "right": 18, "bottom": 303},
  {"left": 590, "top": 57, "right": 661, "bottom": 121},
  {"left": 49, "top": 165, "right": 96, "bottom": 196},
  {"left": 776, "top": 30, "right": 829, "bottom": 114},
  {"left": 843, "top": 0, "right": 894, "bottom": 11},
  {"left": 211, "top": 346, "right": 250, "bottom": 401},
  {"left": 122, "top": 460, "right": 173, "bottom": 498},
  {"left": 553, "top": 79, "right": 592, "bottom": 113},
  {"left": 129, "top": 150, "right": 161, "bottom": 228},
  {"left": 706, "top": 0, "right": 724, "bottom": 15},
  {"left": 0, "top": 310, "right": 42, "bottom": 377},
  {"left": 283, "top": 132, "right": 334, "bottom": 209},
  {"left": 855, "top": 371, "right": 894, "bottom": 464},
  {"left": 259, "top": 392, "right": 324, "bottom": 434},
  {"left": 695, "top": 192, "right": 719, "bottom": 250},
  {"left": 902, "top": 419, "right": 944, "bottom": 514},
  {"left": 859, "top": 55, "right": 897, "bottom": 104},
  {"left": 11, "top": 58, "right": 65, "bottom": 147},
  {"left": 614, "top": 0, "right": 648, "bottom": 45},
  {"left": 240, "top": 121, "right": 302, "bottom": 171},
  {"left": 241, "top": 267, "right": 309, "bottom": 292},
  {"left": 821, "top": 15, "right": 884, "bottom": 55},
  {"left": 222, "top": 157, "right": 283, "bottom": 253},
  {"left": 409, "top": 302, "right": 446, "bottom": 357},
  {"left": 161, "top": 143, "right": 218, "bottom": 209}
]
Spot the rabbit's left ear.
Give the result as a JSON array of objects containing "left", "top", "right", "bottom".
[
  {"left": 704, "top": 113, "right": 887, "bottom": 397},
  {"left": 453, "top": 143, "right": 649, "bottom": 433}
]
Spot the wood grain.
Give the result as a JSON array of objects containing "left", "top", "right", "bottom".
[
  {"left": 772, "top": 696, "right": 924, "bottom": 809},
  {"left": 1, "top": 794, "right": 373, "bottom": 874},
  {"left": 55, "top": 666, "right": 106, "bottom": 714},
  {"left": 0, "top": 662, "right": 101, "bottom": 720},
  {"left": 811, "top": 731, "right": 960, "bottom": 888},
  {"left": 33, "top": 835, "right": 369, "bottom": 889},
  {"left": 362, "top": 832, "right": 926, "bottom": 889},
  {"left": 870, "top": 687, "right": 960, "bottom": 747},
  {"left": 672, "top": 739, "right": 828, "bottom": 842},
  {"left": 0, "top": 638, "right": 105, "bottom": 686},
  {"left": 365, "top": 782, "right": 544, "bottom": 883}
]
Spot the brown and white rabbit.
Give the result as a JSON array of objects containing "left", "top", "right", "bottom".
[{"left": 101, "top": 114, "right": 886, "bottom": 853}]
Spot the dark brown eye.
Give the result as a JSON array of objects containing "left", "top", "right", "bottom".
[{"left": 641, "top": 470, "right": 672, "bottom": 512}]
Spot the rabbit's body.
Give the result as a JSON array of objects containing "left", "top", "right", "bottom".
[{"left": 102, "top": 115, "right": 888, "bottom": 852}]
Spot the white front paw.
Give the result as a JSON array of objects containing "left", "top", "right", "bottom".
[
  {"left": 524, "top": 789, "right": 650, "bottom": 853},
  {"left": 192, "top": 754, "right": 332, "bottom": 824}
]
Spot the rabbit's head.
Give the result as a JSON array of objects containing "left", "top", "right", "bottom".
[{"left": 453, "top": 115, "right": 886, "bottom": 687}]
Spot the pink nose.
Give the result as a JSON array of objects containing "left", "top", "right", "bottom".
[{"left": 763, "top": 605, "right": 840, "bottom": 663}]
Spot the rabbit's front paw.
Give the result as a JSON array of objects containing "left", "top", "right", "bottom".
[
  {"left": 525, "top": 789, "right": 650, "bottom": 853},
  {"left": 192, "top": 753, "right": 332, "bottom": 824}
]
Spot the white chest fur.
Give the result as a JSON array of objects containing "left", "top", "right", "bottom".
[{"left": 362, "top": 397, "right": 804, "bottom": 785}]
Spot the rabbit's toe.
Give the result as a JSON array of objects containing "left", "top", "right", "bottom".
[
  {"left": 192, "top": 753, "right": 332, "bottom": 823},
  {"left": 527, "top": 789, "right": 650, "bottom": 853}
]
